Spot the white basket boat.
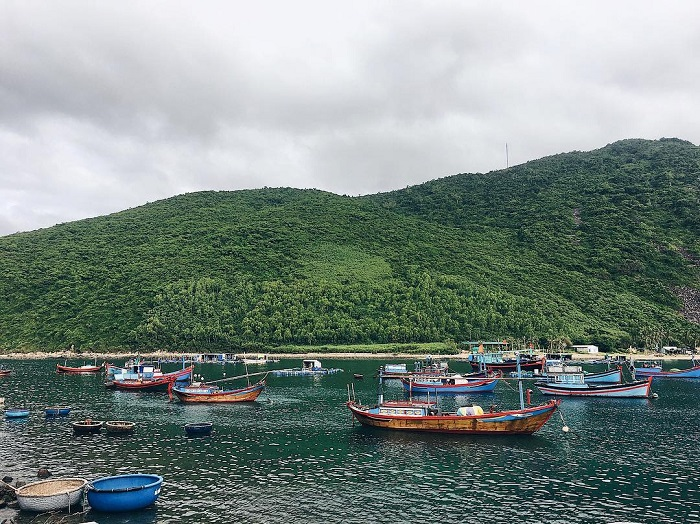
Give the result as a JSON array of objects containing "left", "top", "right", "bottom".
[{"left": 16, "top": 477, "right": 88, "bottom": 512}]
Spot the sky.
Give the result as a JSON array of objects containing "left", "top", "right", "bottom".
[{"left": 2, "top": 1, "right": 699, "bottom": 236}]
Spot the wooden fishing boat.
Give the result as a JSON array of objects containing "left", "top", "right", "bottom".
[
  {"left": 347, "top": 398, "right": 560, "bottom": 435},
  {"left": 400, "top": 374, "right": 500, "bottom": 394},
  {"left": 105, "top": 420, "right": 136, "bottom": 434},
  {"left": 542, "top": 364, "right": 622, "bottom": 384},
  {"left": 56, "top": 362, "right": 102, "bottom": 374},
  {"left": 5, "top": 408, "right": 30, "bottom": 418},
  {"left": 44, "top": 406, "right": 72, "bottom": 417},
  {"left": 535, "top": 376, "right": 653, "bottom": 398},
  {"left": 184, "top": 422, "right": 213, "bottom": 436},
  {"left": 16, "top": 477, "right": 88, "bottom": 512},
  {"left": 474, "top": 355, "right": 546, "bottom": 373},
  {"left": 632, "top": 360, "right": 700, "bottom": 379},
  {"left": 170, "top": 374, "right": 266, "bottom": 403},
  {"left": 112, "top": 365, "right": 194, "bottom": 392},
  {"left": 87, "top": 474, "right": 163, "bottom": 512},
  {"left": 72, "top": 419, "right": 104, "bottom": 434}
]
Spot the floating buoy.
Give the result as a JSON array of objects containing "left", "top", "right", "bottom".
[
  {"left": 651, "top": 392, "right": 659, "bottom": 399},
  {"left": 562, "top": 425, "right": 570, "bottom": 433}
]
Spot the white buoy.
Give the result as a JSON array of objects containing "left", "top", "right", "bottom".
[
  {"left": 562, "top": 425, "right": 570, "bottom": 433},
  {"left": 651, "top": 392, "right": 659, "bottom": 399}
]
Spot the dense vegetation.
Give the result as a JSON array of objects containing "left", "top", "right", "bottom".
[{"left": 0, "top": 138, "right": 698, "bottom": 353}]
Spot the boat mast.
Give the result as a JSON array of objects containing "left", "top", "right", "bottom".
[{"left": 516, "top": 351, "right": 525, "bottom": 410}]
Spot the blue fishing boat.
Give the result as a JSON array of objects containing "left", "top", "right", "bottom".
[
  {"left": 632, "top": 359, "right": 700, "bottom": 379},
  {"left": 184, "top": 422, "right": 213, "bottom": 436},
  {"left": 5, "top": 408, "right": 30, "bottom": 418},
  {"left": 542, "top": 364, "right": 622, "bottom": 384},
  {"left": 87, "top": 474, "right": 163, "bottom": 512},
  {"left": 44, "top": 406, "right": 72, "bottom": 417}
]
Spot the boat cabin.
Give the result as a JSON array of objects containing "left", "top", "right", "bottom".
[{"left": 302, "top": 360, "right": 323, "bottom": 371}]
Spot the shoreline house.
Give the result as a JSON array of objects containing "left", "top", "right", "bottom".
[{"left": 571, "top": 344, "right": 599, "bottom": 354}]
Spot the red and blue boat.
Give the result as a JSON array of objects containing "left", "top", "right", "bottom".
[
  {"left": 347, "top": 397, "right": 560, "bottom": 435},
  {"left": 535, "top": 375, "right": 653, "bottom": 398},
  {"left": 170, "top": 375, "right": 266, "bottom": 403}
]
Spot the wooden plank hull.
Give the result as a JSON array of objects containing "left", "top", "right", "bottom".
[
  {"left": 347, "top": 400, "right": 559, "bottom": 435},
  {"left": 172, "top": 380, "right": 265, "bottom": 403}
]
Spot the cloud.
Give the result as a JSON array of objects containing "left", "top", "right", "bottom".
[{"left": 1, "top": 1, "right": 699, "bottom": 235}]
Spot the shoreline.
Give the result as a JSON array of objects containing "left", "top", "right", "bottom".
[{"left": 0, "top": 350, "right": 696, "bottom": 361}]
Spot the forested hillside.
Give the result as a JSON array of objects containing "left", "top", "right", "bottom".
[{"left": 0, "top": 138, "right": 698, "bottom": 352}]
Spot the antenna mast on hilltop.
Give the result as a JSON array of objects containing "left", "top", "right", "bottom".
[{"left": 505, "top": 142, "right": 509, "bottom": 169}]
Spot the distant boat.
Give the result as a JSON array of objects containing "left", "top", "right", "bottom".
[
  {"left": 184, "top": 422, "right": 213, "bottom": 436},
  {"left": 347, "top": 398, "right": 560, "bottom": 435},
  {"left": 87, "top": 474, "right": 163, "bottom": 512},
  {"left": 353, "top": 373, "right": 364, "bottom": 380},
  {"left": 171, "top": 376, "right": 266, "bottom": 403},
  {"left": 112, "top": 366, "right": 194, "bottom": 392},
  {"left": 535, "top": 375, "right": 653, "bottom": 398},
  {"left": 271, "top": 359, "right": 343, "bottom": 377},
  {"left": 632, "top": 359, "right": 700, "bottom": 379},
  {"left": 0, "top": 368, "right": 12, "bottom": 377},
  {"left": 44, "top": 406, "right": 72, "bottom": 417},
  {"left": 5, "top": 408, "right": 30, "bottom": 418},
  {"left": 72, "top": 419, "right": 104, "bottom": 434},
  {"left": 56, "top": 362, "right": 102, "bottom": 374},
  {"left": 475, "top": 355, "right": 546, "bottom": 373},
  {"left": 105, "top": 420, "right": 136, "bottom": 434},
  {"left": 400, "top": 374, "right": 500, "bottom": 394},
  {"left": 16, "top": 477, "right": 88, "bottom": 512}
]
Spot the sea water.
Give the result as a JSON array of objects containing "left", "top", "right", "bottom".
[{"left": 0, "top": 358, "right": 698, "bottom": 524}]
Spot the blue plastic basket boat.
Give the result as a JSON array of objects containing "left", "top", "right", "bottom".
[
  {"left": 5, "top": 408, "right": 30, "bottom": 418},
  {"left": 87, "top": 474, "right": 163, "bottom": 512}
]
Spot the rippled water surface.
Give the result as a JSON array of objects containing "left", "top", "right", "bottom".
[{"left": 1, "top": 358, "right": 699, "bottom": 524}]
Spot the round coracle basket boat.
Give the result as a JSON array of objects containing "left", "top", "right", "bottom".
[
  {"left": 184, "top": 422, "right": 213, "bottom": 436},
  {"left": 16, "top": 477, "right": 88, "bottom": 512},
  {"left": 105, "top": 420, "right": 136, "bottom": 434},
  {"left": 87, "top": 474, "right": 163, "bottom": 512},
  {"left": 72, "top": 420, "right": 104, "bottom": 434}
]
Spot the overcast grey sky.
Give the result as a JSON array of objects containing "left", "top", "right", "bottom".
[{"left": 2, "top": 1, "right": 699, "bottom": 236}]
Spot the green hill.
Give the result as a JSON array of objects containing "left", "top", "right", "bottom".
[{"left": 0, "top": 138, "right": 698, "bottom": 352}]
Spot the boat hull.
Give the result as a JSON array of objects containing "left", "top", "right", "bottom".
[
  {"left": 87, "top": 474, "right": 163, "bottom": 512},
  {"left": 16, "top": 478, "right": 88, "bottom": 512},
  {"left": 56, "top": 364, "right": 102, "bottom": 374},
  {"left": 634, "top": 365, "right": 700, "bottom": 379},
  {"left": 172, "top": 380, "right": 265, "bottom": 403},
  {"left": 45, "top": 406, "right": 72, "bottom": 417},
  {"left": 472, "top": 357, "right": 546, "bottom": 373},
  {"left": 535, "top": 377, "right": 652, "bottom": 398},
  {"left": 347, "top": 400, "right": 559, "bottom": 435}
]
